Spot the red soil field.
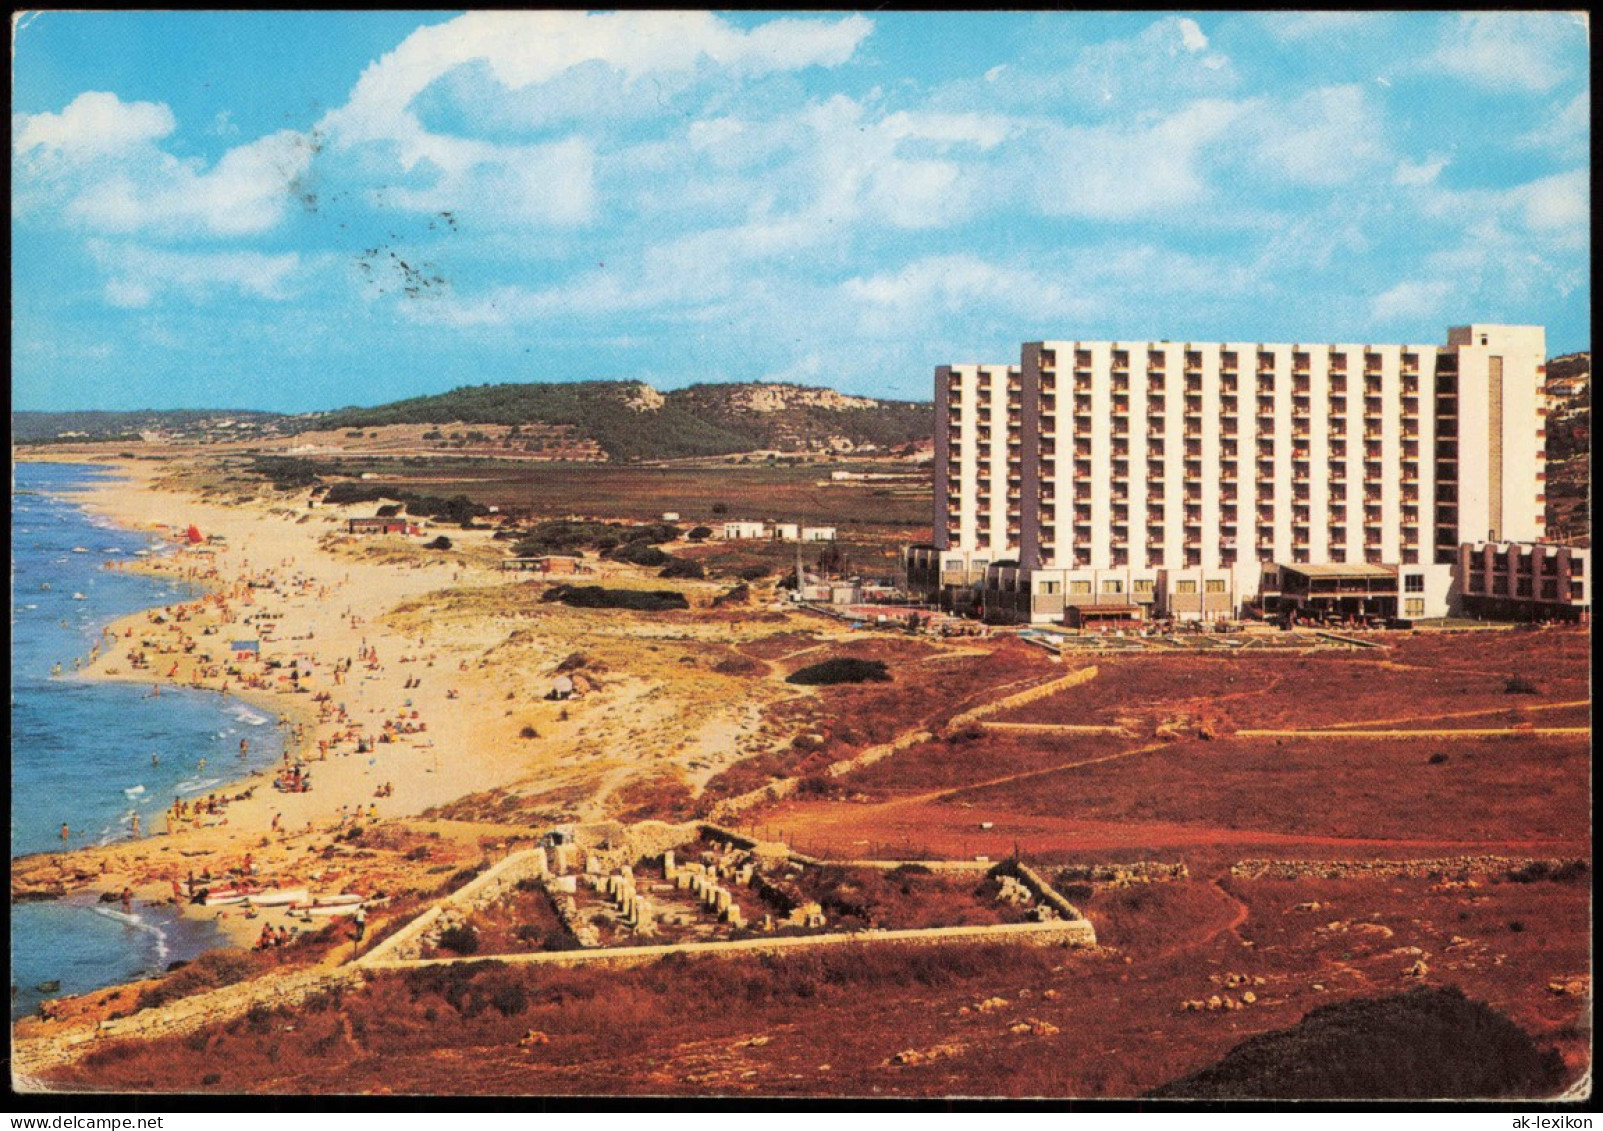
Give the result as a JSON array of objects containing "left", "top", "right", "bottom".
[{"left": 45, "top": 871, "right": 1588, "bottom": 1098}]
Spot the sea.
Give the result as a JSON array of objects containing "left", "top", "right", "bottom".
[{"left": 10, "top": 461, "right": 289, "bottom": 1020}]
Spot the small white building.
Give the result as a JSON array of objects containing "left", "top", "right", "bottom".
[
  {"left": 800, "top": 526, "right": 837, "bottom": 542},
  {"left": 722, "top": 521, "right": 768, "bottom": 540},
  {"left": 661, "top": 512, "right": 680, "bottom": 522},
  {"left": 772, "top": 523, "right": 801, "bottom": 541}
]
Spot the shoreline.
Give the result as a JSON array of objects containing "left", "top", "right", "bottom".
[{"left": 11, "top": 456, "right": 551, "bottom": 950}]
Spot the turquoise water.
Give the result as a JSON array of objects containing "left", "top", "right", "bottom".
[{"left": 10, "top": 462, "right": 288, "bottom": 1020}]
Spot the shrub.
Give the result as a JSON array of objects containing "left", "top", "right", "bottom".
[
  {"left": 787, "top": 658, "right": 892, "bottom": 686},
  {"left": 737, "top": 564, "right": 771, "bottom": 581},
  {"left": 424, "top": 536, "right": 453, "bottom": 550},
  {"left": 555, "top": 652, "right": 589, "bottom": 673},
  {"left": 1148, "top": 986, "right": 1566, "bottom": 1099},
  {"left": 1504, "top": 676, "right": 1541, "bottom": 695},
  {"left": 542, "top": 585, "right": 688, "bottom": 612},
  {"left": 687, "top": 525, "right": 713, "bottom": 541},
  {"left": 609, "top": 542, "right": 669, "bottom": 567},
  {"left": 437, "top": 925, "right": 480, "bottom": 956},
  {"left": 1428, "top": 752, "right": 1449, "bottom": 765},
  {"left": 659, "top": 558, "right": 706, "bottom": 580},
  {"left": 137, "top": 949, "right": 263, "bottom": 1012},
  {"left": 519, "top": 726, "right": 539, "bottom": 740}
]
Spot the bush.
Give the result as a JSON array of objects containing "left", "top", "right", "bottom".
[
  {"left": 1504, "top": 676, "right": 1541, "bottom": 695},
  {"left": 519, "top": 725, "right": 539, "bottom": 740},
  {"left": 1148, "top": 986, "right": 1566, "bottom": 1099},
  {"left": 787, "top": 658, "right": 892, "bottom": 686},
  {"left": 737, "top": 564, "right": 771, "bottom": 581},
  {"left": 424, "top": 536, "right": 453, "bottom": 550},
  {"left": 607, "top": 541, "right": 669, "bottom": 567},
  {"left": 436, "top": 925, "right": 480, "bottom": 956},
  {"left": 687, "top": 526, "right": 713, "bottom": 541},
  {"left": 659, "top": 558, "right": 706, "bottom": 580},
  {"left": 542, "top": 585, "right": 688, "bottom": 612},
  {"left": 137, "top": 949, "right": 262, "bottom": 1012},
  {"left": 1428, "top": 752, "right": 1449, "bottom": 765}
]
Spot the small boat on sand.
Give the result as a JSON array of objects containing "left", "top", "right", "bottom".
[
  {"left": 200, "top": 886, "right": 259, "bottom": 906},
  {"left": 245, "top": 888, "right": 308, "bottom": 906},
  {"left": 289, "top": 893, "right": 364, "bottom": 914},
  {"left": 295, "top": 903, "right": 364, "bottom": 917}
]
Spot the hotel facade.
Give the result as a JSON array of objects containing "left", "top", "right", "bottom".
[{"left": 909, "top": 324, "right": 1562, "bottom": 624}]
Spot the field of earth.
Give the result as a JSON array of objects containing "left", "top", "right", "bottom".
[{"left": 11, "top": 447, "right": 1590, "bottom": 1099}]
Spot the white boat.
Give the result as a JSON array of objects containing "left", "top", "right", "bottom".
[
  {"left": 72, "top": 547, "right": 89, "bottom": 554},
  {"left": 310, "top": 892, "right": 364, "bottom": 906},
  {"left": 294, "top": 902, "right": 363, "bottom": 917},
  {"left": 245, "top": 888, "right": 309, "bottom": 906},
  {"left": 72, "top": 593, "right": 87, "bottom": 600},
  {"left": 203, "top": 891, "right": 251, "bottom": 906}
]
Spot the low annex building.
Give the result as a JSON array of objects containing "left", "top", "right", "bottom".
[
  {"left": 347, "top": 516, "right": 411, "bottom": 535},
  {"left": 1457, "top": 540, "right": 1590, "bottom": 622}
]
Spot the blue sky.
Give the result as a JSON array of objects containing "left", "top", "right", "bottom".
[{"left": 12, "top": 10, "right": 1590, "bottom": 412}]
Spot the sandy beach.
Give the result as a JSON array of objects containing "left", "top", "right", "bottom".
[{"left": 14, "top": 456, "right": 822, "bottom": 949}]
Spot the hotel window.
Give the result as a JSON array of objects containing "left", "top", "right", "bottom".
[
  {"left": 1175, "top": 580, "right": 1198, "bottom": 594},
  {"left": 1039, "top": 580, "right": 1060, "bottom": 595},
  {"left": 1404, "top": 574, "right": 1425, "bottom": 593},
  {"left": 1572, "top": 558, "right": 1585, "bottom": 576},
  {"left": 1070, "top": 580, "right": 1092, "bottom": 595},
  {"left": 1205, "top": 579, "right": 1226, "bottom": 593},
  {"left": 1133, "top": 579, "right": 1155, "bottom": 594},
  {"left": 1102, "top": 579, "right": 1124, "bottom": 594},
  {"left": 1404, "top": 598, "right": 1425, "bottom": 617}
]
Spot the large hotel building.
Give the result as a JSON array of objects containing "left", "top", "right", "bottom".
[{"left": 907, "top": 324, "right": 1588, "bottom": 624}]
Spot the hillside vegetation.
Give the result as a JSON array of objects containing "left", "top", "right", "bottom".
[{"left": 309, "top": 381, "right": 931, "bottom": 462}]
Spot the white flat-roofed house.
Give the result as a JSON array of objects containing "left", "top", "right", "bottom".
[
  {"left": 722, "top": 521, "right": 768, "bottom": 540},
  {"left": 800, "top": 526, "right": 837, "bottom": 542}
]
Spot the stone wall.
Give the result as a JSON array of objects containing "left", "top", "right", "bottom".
[
  {"left": 359, "top": 846, "right": 551, "bottom": 965},
  {"left": 1230, "top": 855, "right": 1589, "bottom": 881},
  {"left": 946, "top": 665, "right": 1099, "bottom": 729},
  {"left": 12, "top": 966, "right": 363, "bottom": 1082},
  {"left": 359, "top": 916, "right": 1096, "bottom": 974}
]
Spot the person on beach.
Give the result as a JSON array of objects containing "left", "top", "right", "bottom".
[
  {"left": 353, "top": 905, "right": 367, "bottom": 942},
  {"left": 120, "top": 887, "right": 133, "bottom": 912},
  {"left": 60, "top": 823, "right": 70, "bottom": 843},
  {"left": 130, "top": 813, "right": 140, "bottom": 838}
]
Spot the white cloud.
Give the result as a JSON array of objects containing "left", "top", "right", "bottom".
[
  {"left": 843, "top": 255, "right": 1076, "bottom": 318},
  {"left": 1260, "top": 12, "right": 1378, "bottom": 41},
  {"left": 1393, "top": 157, "right": 1448, "bottom": 187},
  {"left": 1177, "top": 18, "right": 1209, "bottom": 53},
  {"left": 1371, "top": 279, "right": 1452, "bottom": 323},
  {"left": 1517, "top": 90, "right": 1589, "bottom": 162},
  {"left": 1246, "top": 85, "right": 1388, "bottom": 186},
  {"left": 317, "top": 11, "right": 873, "bottom": 228},
  {"left": 1429, "top": 12, "right": 1582, "bottom": 93},
  {"left": 13, "top": 91, "right": 175, "bottom": 155},
  {"left": 1031, "top": 98, "right": 1247, "bottom": 219},
  {"left": 1515, "top": 169, "right": 1589, "bottom": 234},
  {"left": 87, "top": 241, "right": 308, "bottom": 307},
  {"left": 65, "top": 129, "right": 317, "bottom": 237}
]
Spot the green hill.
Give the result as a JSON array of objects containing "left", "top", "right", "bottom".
[{"left": 308, "top": 380, "right": 932, "bottom": 461}]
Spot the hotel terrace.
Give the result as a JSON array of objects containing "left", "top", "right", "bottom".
[{"left": 908, "top": 324, "right": 1588, "bottom": 624}]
